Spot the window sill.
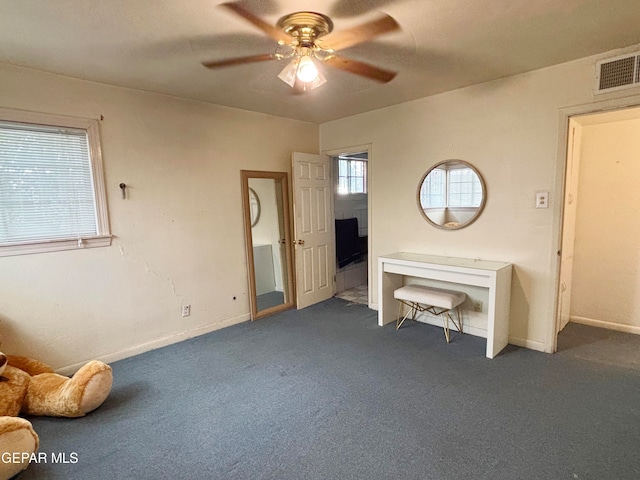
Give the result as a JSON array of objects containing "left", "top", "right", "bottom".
[{"left": 0, "top": 235, "right": 112, "bottom": 257}]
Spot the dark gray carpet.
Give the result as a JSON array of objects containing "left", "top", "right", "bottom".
[
  {"left": 558, "top": 322, "right": 640, "bottom": 371},
  {"left": 20, "top": 299, "right": 640, "bottom": 479}
]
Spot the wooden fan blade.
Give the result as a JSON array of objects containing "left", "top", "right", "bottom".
[
  {"left": 221, "top": 2, "right": 291, "bottom": 43},
  {"left": 324, "top": 56, "right": 397, "bottom": 83},
  {"left": 202, "top": 53, "right": 275, "bottom": 69},
  {"left": 319, "top": 14, "right": 400, "bottom": 51}
]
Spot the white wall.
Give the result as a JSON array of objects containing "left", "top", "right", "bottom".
[
  {"left": 0, "top": 63, "right": 318, "bottom": 371},
  {"left": 320, "top": 44, "right": 640, "bottom": 353},
  {"left": 571, "top": 116, "right": 640, "bottom": 330}
]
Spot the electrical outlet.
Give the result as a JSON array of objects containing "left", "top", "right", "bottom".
[
  {"left": 473, "top": 301, "right": 483, "bottom": 312},
  {"left": 536, "top": 191, "right": 549, "bottom": 209},
  {"left": 181, "top": 305, "right": 191, "bottom": 317}
]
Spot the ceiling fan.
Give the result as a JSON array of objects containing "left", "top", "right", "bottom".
[{"left": 202, "top": 1, "right": 401, "bottom": 92}]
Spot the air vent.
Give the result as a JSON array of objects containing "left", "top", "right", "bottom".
[{"left": 595, "top": 52, "right": 640, "bottom": 94}]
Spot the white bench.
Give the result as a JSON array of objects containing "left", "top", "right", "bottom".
[{"left": 394, "top": 284, "right": 466, "bottom": 343}]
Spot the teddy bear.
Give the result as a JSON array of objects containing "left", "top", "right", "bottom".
[{"left": 0, "top": 351, "right": 112, "bottom": 480}]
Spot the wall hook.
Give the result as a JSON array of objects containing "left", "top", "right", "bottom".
[{"left": 119, "top": 183, "right": 127, "bottom": 199}]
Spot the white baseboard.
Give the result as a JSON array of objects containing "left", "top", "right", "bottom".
[
  {"left": 412, "top": 319, "right": 549, "bottom": 353},
  {"left": 570, "top": 315, "right": 640, "bottom": 335},
  {"left": 414, "top": 316, "right": 488, "bottom": 338},
  {"left": 57, "top": 312, "right": 251, "bottom": 375},
  {"left": 372, "top": 303, "right": 549, "bottom": 353},
  {"left": 508, "top": 335, "right": 547, "bottom": 353}
]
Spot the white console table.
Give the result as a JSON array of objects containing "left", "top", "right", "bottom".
[{"left": 378, "top": 252, "right": 512, "bottom": 358}]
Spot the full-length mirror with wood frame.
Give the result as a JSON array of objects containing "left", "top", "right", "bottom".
[{"left": 241, "top": 170, "right": 295, "bottom": 319}]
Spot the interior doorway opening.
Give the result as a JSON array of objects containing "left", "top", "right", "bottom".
[
  {"left": 556, "top": 104, "right": 640, "bottom": 349},
  {"left": 332, "top": 151, "right": 369, "bottom": 306}
]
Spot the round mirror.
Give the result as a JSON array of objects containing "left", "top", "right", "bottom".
[
  {"left": 417, "top": 160, "right": 486, "bottom": 230},
  {"left": 249, "top": 188, "right": 261, "bottom": 227}
]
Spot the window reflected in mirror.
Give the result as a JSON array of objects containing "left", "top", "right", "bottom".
[{"left": 418, "top": 160, "right": 486, "bottom": 229}]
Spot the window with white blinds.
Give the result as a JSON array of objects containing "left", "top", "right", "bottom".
[{"left": 0, "top": 108, "right": 110, "bottom": 256}]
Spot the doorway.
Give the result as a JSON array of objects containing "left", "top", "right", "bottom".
[
  {"left": 556, "top": 105, "right": 640, "bottom": 347},
  {"left": 332, "top": 151, "right": 369, "bottom": 306}
]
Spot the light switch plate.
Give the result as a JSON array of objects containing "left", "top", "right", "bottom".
[{"left": 536, "top": 191, "right": 549, "bottom": 209}]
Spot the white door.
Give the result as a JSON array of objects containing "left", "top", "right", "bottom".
[
  {"left": 557, "top": 119, "right": 582, "bottom": 333},
  {"left": 292, "top": 152, "right": 335, "bottom": 309}
]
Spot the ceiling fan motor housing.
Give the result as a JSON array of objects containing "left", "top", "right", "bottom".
[{"left": 277, "top": 12, "right": 334, "bottom": 47}]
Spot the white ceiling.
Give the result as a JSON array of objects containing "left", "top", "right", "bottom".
[{"left": 2, "top": 0, "right": 640, "bottom": 124}]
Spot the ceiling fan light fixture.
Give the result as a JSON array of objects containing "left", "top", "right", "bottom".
[
  {"left": 296, "top": 55, "right": 319, "bottom": 82},
  {"left": 274, "top": 43, "right": 295, "bottom": 60},
  {"left": 278, "top": 54, "right": 326, "bottom": 90},
  {"left": 304, "top": 68, "right": 327, "bottom": 90},
  {"left": 277, "top": 57, "right": 300, "bottom": 87}
]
